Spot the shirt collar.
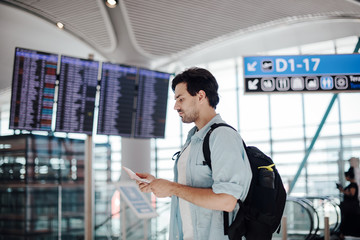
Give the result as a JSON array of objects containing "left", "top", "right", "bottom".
[{"left": 190, "top": 114, "right": 223, "bottom": 141}]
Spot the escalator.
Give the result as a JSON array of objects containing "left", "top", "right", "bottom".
[{"left": 277, "top": 196, "right": 341, "bottom": 240}]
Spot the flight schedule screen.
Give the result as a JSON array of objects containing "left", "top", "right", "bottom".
[
  {"left": 97, "top": 63, "right": 137, "bottom": 137},
  {"left": 55, "top": 56, "right": 99, "bottom": 134},
  {"left": 9, "top": 47, "right": 58, "bottom": 131},
  {"left": 9, "top": 47, "right": 171, "bottom": 138},
  {"left": 134, "top": 69, "right": 170, "bottom": 138}
]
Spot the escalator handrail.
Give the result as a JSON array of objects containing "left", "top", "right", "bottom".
[
  {"left": 305, "top": 196, "right": 341, "bottom": 233},
  {"left": 286, "top": 196, "right": 315, "bottom": 240},
  {"left": 299, "top": 197, "right": 320, "bottom": 237}
]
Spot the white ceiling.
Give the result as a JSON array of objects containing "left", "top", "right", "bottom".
[{"left": 1, "top": 0, "right": 360, "bottom": 91}]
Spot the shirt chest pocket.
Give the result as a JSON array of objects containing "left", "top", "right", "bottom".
[
  {"left": 188, "top": 151, "right": 212, "bottom": 187},
  {"left": 189, "top": 142, "right": 207, "bottom": 166}
]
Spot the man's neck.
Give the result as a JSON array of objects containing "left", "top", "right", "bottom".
[{"left": 195, "top": 109, "right": 217, "bottom": 130}]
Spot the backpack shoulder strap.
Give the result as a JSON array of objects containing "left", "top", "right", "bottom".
[
  {"left": 202, "top": 123, "right": 236, "bottom": 170},
  {"left": 202, "top": 123, "right": 239, "bottom": 236}
]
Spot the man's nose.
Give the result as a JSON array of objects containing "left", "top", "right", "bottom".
[{"left": 174, "top": 102, "right": 179, "bottom": 110}]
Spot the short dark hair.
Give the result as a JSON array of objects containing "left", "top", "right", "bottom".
[
  {"left": 345, "top": 167, "right": 355, "bottom": 179},
  {"left": 171, "top": 67, "right": 219, "bottom": 108}
]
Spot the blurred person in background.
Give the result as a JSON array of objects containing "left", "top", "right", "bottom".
[{"left": 336, "top": 166, "right": 360, "bottom": 239}]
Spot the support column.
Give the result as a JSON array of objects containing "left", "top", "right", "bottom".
[
  {"left": 85, "top": 136, "right": 94, "bottom": 240},
  {"left": 324, "top": 217, "right": 330, "bottom": 240},
  {"left": 120, "top": 138, "right": 151, "bottom": 239},
  {"left": 121, "top": 138, "right": 151, "bottom": 180},
  {"left": 281, "top": 216, "right": 287, "bottom": 240}
]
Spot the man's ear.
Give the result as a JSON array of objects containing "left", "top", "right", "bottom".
[{"left": 197, "top": 90, "right": 207, "bottom": 102}]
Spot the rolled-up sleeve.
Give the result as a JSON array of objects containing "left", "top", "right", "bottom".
[{"left": 210, "top": 127, "right": 252, "bottom": 201}]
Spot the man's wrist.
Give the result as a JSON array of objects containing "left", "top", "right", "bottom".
[{"left": 170, "top": 181, "right": 185, "bottom": 197}]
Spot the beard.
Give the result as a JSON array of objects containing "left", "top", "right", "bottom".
[{"left": 179, "top": 108, "right": 199, "bottom": 123}]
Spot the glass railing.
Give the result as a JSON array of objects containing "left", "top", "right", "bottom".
[
  {"left": 0, "top": 181, "right": 343, "bottom": 240},
  {"left": 0, "top": 184, "right": 84, "bottom": 240}
]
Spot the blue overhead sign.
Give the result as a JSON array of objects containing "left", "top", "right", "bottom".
[{"left": 243, "top": 54, "right": 360, "bottom": 93}]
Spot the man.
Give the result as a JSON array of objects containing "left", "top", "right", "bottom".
[{"left": 137, "top": 67, "right": 252, "bottom": 240}]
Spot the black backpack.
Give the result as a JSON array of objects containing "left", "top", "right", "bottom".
[{"left": 203, "top": 123, "right": 287, "bottom": 240}]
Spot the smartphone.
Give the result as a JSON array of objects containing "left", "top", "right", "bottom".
[
  {"left": 336, "top": 183, "right": 342, "bottom": 189},
  {"left": 123, "top": 166, "right": 151, "bottom": 183}
]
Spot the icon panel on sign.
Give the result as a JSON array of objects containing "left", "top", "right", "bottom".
[
  {"left": 320, "top": 76, "right": 334, "bottom": 90},
  {"left": 305, "top": 76, "right": 319, "bottom": 90},
  {"left": 276, "top": 77, "right": 290, "bottom": 91},
  {"left": 261, "top": 77, "right": 275, "bottom": 91},
  {"left": 247, "top": 61, "right": 257, "bottom": 72},
  {"left": 291, "top": 77, "right": 304, "bottom": 91},
  {"left": 335, "top": 76, "right": 348, "bottom": 89},
  {"left": 261, "top": 60, "right": 273, "bottom": 72},
  {"left": 248, "top": 79, "right": 259, "bottom": 90}
]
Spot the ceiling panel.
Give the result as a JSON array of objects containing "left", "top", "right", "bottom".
[
  {"left": 2, "top": 0, "right": 117, "bottom": 52},
  {"left": 121, "top": 0, "right": 360, "bottom": 57},
  {"left": 1, "top": 0, "right": 360, "bottom": 66}
]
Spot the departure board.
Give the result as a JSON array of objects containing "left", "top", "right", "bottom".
[
  {"left": 9, "top": 47, "right": 58, "bottom": 131},
  {"left": 55, "top": 56, "right": 99, "bottom": 134},
  {"left": 97, "top": 63, "right": 137, "bottom": 137},
  {"left": 134, "top": 69, "right": 170, "bottom": 138}
]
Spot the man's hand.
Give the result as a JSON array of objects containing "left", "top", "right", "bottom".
[
  {"left": 149, "top": 179, "right": 175, "bottom": 198},
  {"left": 136, "top": 174, "right": 175, "bottom": 198},
  {"left": 136, "top": 173, "right": 155, "bottom": 193},
  {"left": 136, "top": 173, "right": 237, "bottom": 211}
]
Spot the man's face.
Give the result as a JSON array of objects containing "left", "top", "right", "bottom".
[{"left": 173, "top": 82, "right": 199, "bottom": 123}]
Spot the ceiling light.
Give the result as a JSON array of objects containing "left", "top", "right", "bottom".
[
  {"left": 105, "top": 0, "right": 118, "bottom": 8},
  {"left": 56, "top": 22, "right": 64, "bottom": 29}
]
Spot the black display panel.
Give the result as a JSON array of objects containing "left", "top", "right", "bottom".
[
  {"left": 134, "top": 69, "right": 170, "bottom": 138},
  {"left": 55, "top": 56, "right": 99, "bottom": 134},
  {"left": 9, "top": 47, "right": 58, "bottom": 131},
  {"left": 97, "top": 63, "right": 137, "bottom": 137}
]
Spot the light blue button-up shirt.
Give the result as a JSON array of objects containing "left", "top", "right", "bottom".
[{"left": 169, "top": 114, "right": 252, "bottom": 240}]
